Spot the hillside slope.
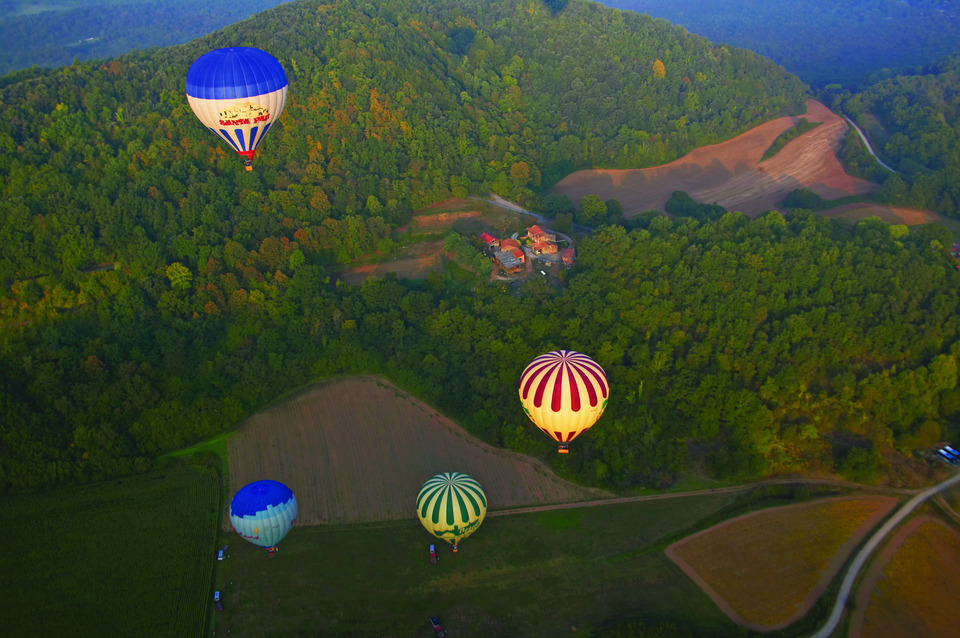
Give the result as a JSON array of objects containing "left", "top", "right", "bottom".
[{"left": 552, "top": 100, "right": 879, "bottom": 215}]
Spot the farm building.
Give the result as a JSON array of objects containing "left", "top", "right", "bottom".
[
  {"left": 510, "top": 248, "right": 525, "bottom": 263},
  {"left": 501, "top": 238, "right": 521, "bottom": 251},
  {"left": 561, "top": 248, "right": 576, "bottom": 266},
  {"left": 525, "top": 225, "right": 547, "bottom": 242},
  {"left": 532, "top": 241, "right": 557, "bottom": 255},
  {"left": 479, "top": 232, "right": 500, "bottom": 250},
  {"left": 495, "top": 250, "right": 523, "bottom": 274}
]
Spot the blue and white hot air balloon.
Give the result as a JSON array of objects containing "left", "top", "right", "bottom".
[
  {"left": 229, "top": 480, "right": 297, "bottom": 551},
  {"left": 186, "top": 47, "right": 288, "bottom": 170}
]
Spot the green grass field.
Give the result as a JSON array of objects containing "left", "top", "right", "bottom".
[
  {"left": 1, "top": 466, "right": 220, "bottom": 638},
  {"left": 211, "top": 493, "right": 752, "bottom": 637}
]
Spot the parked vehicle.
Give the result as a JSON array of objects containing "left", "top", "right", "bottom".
[
  {"left": 430, "top": 616, "right": 446, "bottom": 637},
  {"left": 429, "top": 544, "right": 438, "bottom": 565},
  {"left": 938, "top": 447, "right": 959, "bottom": 465},
  {"left": 217, "top": 549, "right": 224, "bottom": 561}
]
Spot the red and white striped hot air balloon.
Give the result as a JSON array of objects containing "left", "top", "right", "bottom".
[{"left": 518, "top": 350, "right": 609, "bottom": 453}]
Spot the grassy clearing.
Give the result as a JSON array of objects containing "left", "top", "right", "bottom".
[
  {"left": 860, "top": 518, "right": 960, "bottom": 638},
  {"left": 668, "top": 496, "right": 897, "bottom": 629},
  {"left": 761, "top": 118, "right": 823, "bottom": 161},
  {"left": 1, "top": 466, "right": 220, "bottom": 638},
  {"left": 211, "top": 494, "right": 748, "bottom": 637}
]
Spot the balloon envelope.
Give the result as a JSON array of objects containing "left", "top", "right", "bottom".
[
  {"left": 416, "top": 472, "right": 486, "bottom": 546},
  {"left": 229, "top": 480, "right": 297, "bottom": 548},
  {"left": 519, "top": 350, "right": 609, "bottom": 447},
  {"left": 185, "top": 47, "right": 287, "bottom": 165}
]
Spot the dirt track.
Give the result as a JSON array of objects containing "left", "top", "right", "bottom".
[{"left": 552, "top": 100, "right": 880, "bottom": 216}]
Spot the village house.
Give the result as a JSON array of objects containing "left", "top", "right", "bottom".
[
  {"left": 525, "top": 225, "right": 547, "bottom": 242},
  {"left": 561, "top": 248, "right": 576, "bottom": 266},
  {"left": 478, "top": 232, "right": 500, "bottom": 251},
  {"left": 494, "top": 249, "right": 523, "bottom": 274},
  {"left": 501, "top": 237, "right": 521, "bottom": 251},
  {"left": 531, "top": 241, "right": 557, "bottom": 255},
  {"left": 510, "top": 247, "right": 525, "bottom": 263}
]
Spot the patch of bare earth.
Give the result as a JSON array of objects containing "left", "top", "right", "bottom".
[
  {"left": 821, "top": 203, "right": 942, "bottom": 226},
  {"left": 851, "top": 515, "right": 960, "bottom": 638},
  {"left": 226, "top": 376, "right": 608, "bottom": 528},
  {"left": 665, "top": 496, "right": 898, "bottom": 632},
  {"left": 335, "top": 241, "right": 444, "bottom": 286},
  {"left": 552, "top": 100, "right": 880, "bottom": 216}
]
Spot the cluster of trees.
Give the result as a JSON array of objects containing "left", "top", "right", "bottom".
[
  {"left": 9, "top": 0, "right": 958, "bottom": 493},
  {"left": 600, "top": 0, "right": 960, "bottom": 89},
  {"left": 0, "top": 0, "right": 293, "bottom": 75},
  {"left": 444, "top": 232, "right": 492, "bottom": 277},
  {"left": 4, "top": 208, "right": 960, "bottom": 491},
  {"left": 836, "top": 54, "right": 960, "bottom": 217},
  {"left": 0, "top": 0, "right": 805, "bottom": 286}
]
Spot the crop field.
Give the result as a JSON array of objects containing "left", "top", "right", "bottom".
[
  {"left": 852, "top": 516, "right": 960, "bottom": 638},
  {"left": 551, "top": 99, "right": 880, "bottom": 216},
  {"left": 210, "top": 493, "right": 749, "bottom": 637},
  {"left": 666, "top": 496, "right": 898, "bottom": 631},
  {"left": 0, "top": 466, "right": 220, "bottom": 638},
  {"left": 225, "top": 376, "right": 608, "bottom": 528},
  {"left": 821, "top": 202, "right": 942, "bottom": 226}
]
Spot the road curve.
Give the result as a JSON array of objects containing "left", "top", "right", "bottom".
[
  {"left": 810, "top": 470, "right": 960, "bottom": 638},
  {"left": 843, "top": 114, "right": 898, "bottom": 174}
]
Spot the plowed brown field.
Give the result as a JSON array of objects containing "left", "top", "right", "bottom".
[
  {"left": 226, "top": 376, "right": 609, "bottom": 528},
  {"left": 666, "top": 495, "right": 897, "bottom": 631},
  {"left": 552, "top": 100, "right": 880, "bottom": 216},
  {"left": 851, "top": 516, "right": 960, "bottom": 638}
]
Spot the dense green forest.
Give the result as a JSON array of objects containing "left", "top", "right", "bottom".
[
  {"left": 599, "top": 0, "right": 960, "bottom": 89},
  {"left": 0, "top": 0, "right": 292, "bottom": 75},
  {"left": 833, "top": 54, "right": 960, "bottom": 218},
  {"left": 8, "top": 0, "right": 958, "bottom": 494}
]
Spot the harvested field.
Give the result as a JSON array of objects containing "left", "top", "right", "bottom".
[
  {"left": 406, "top": 209, "right": 483, "bottom": 232},
  {"left": 552, "top": 100, "right": 880, "bottom": 216},
  {"left": 666, "top": 496, "right": 898, "bottom": 631},
  {"left": 852, "top": 516, "right": 960, "bottom": 638},
  {"left": 821, "top": 202, "right": 942, "bottom": 226},
  {"left": 226, "top": 376, "right": 609, "bottom": 527},
  {"left": 335, "top": 241, "right": 444, "bottom": 285}
]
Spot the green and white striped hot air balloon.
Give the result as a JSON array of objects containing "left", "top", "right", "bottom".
[{"left": 416, "top": 472, "right": 487, "bottom": 552}]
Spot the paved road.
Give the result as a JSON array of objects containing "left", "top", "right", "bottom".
[
  {"left": 809, "top": 469, "right": 960, "bottom": 638},
  {"left": 843, "top": 114, "right": 898, "bottom": 174},
  {"left": 480, "top": 194, "right": 594, "bottom": 234}
]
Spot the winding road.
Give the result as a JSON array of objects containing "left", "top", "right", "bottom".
[
  {"left": 810, "top": 469, "right": 960, "bottom": 638},
  {"left": 486, "top": 471, "right": 960, "bottom": 637},
  {"left": 843, "top": 114, "right": 898, "bottom": 174}
]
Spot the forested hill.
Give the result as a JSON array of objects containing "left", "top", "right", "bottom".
[
  {"left": 0, "top": 0, "right": 293, "bottom": 76},
  {"left": 0, "top": 0, "right": 815, "bottom": 491},
  {"left": 598, "top": 0, "right": 960, "bottom": 89},
  {"left": 834, "top": 54, "right": 960, "bottom": 218}
]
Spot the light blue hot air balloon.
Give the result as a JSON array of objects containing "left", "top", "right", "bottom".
[
  {"left": 186, "top": 47, "right": 288, "bottom": 170},
  {"left": 229, "top": 480, "right": 297, "bottom": 551}
]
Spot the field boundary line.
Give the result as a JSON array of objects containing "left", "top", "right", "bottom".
[{"left": 487, "top": 478, "right": 917, "bottom": 518}]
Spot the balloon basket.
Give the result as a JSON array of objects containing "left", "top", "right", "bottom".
[{"left": 557, "top": 445, "right": 570, "bottom": 454}]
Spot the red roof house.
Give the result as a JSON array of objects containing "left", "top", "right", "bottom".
[
  {"left": 501, "top": 238, "right": 521, "bottom": 251},
  {"left": 510, "top": 247, "right": 525, "bottom": 263},
  {"left": 561, "top": 248, "right": 576, "bottom": 265},
  {"left": 525, "top": 225, "right": 547, "bottom": 241},
  {"left": 478, "top": 232, "right": 500, "bottom": 249},
  {"left": 532, "top": 241, "right": 557, "bottom": 255}
]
